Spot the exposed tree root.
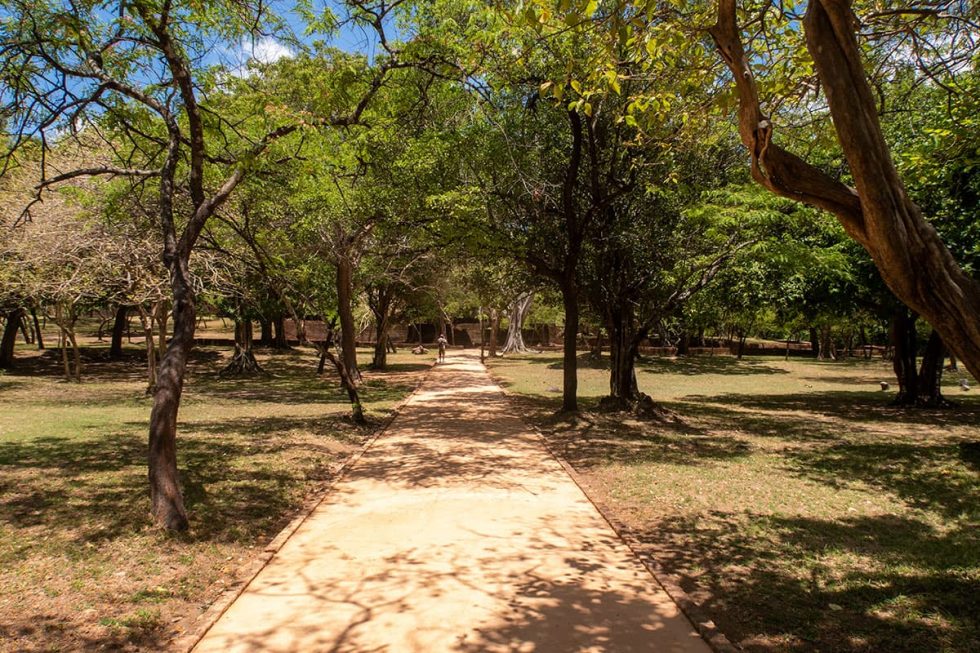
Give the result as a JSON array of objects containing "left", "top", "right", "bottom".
[{"left": 219, "top": 350, "right": 268, "bottom": 377}]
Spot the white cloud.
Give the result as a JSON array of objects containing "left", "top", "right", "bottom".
[
  {"left": 246, "top": 36, "right": 295, "bottom": 65},
  {"left": 221, "top": 37, "right": 295, "bottom": 81}
]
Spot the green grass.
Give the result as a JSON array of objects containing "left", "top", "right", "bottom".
[
  {"left": 490, "top": 352, "right": 980, "bottom": 653},
  {"left": 0, "top": 338, "right": 428, "bottom": 652}
]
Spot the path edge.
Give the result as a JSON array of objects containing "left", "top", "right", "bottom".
[
  {"left": 170, "top": 361, "right": 435, "bottom": 653},
  {"left": 485, "top": 361, "right": 742, "bottom": 653}
]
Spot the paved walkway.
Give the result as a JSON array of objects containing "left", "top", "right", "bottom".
[{"left": 192, "top": 352, "right": 712, "bottom": 653}]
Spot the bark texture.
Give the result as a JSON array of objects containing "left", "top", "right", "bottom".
[
  {"left": 336, "top": 257, "right": 361, "bottom": 383},
  {"left": 710, "top": 0, "right": 980, "bottom": 381},
  {"left": 148, "top": 264, "right": 193, "bottom": 532},
  {"left": 501, "top": 292, "right": 534, "bottom": 354}
]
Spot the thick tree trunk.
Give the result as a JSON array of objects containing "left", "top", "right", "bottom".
[
  {"left": 110, "top": 306, "right": 128, "bottom": 360},
  {"left": 606, "top": 312, "right": 640, "bottom": 406},
  {"left": 272, "top": 315, "right": 290, "bottom": 349},
  {"left": 336, "top": 257, "right": 360, "bottom": 383},
  {"left": 561, "top": 282, "right": 579, "bottom": 413},
  {"left": 31, "top": 308, "right": 44, "bottom": 350},
  {"left": 0, "top": 309, "right": 22, "bottom": 369},
  {"left": 890, "top": 310, "right": 919, "bottom": 406},
  {"left": 711, "top": 0, "right": 980, "bottom": 383},
  {"left": 259, "top": 319, "right": 273, "bottom": 347},
  {"left": 501, "top": 292, "right": 534, "bottom": 354},
  {"left": 147, "top": 264, "right": 193, "bottom": 532},
  {"left": 809, "top": 326, "right": 820, "bottom": 358},
  {"left": 220, "top": 319, "right": 265, "bottom": 376},
  {"left": 369, "top": 289, "right": 394, "bottom": 370},
  {"left": 917, "top": 330, "right": 948, "bottom": 407}
]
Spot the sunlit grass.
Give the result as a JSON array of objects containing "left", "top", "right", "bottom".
[{"left": 490, "top": 351, "right": 980, "bottom": 653}]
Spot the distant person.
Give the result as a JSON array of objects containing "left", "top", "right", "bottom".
[{"left": 437, "top": 334, "right": 448, "bottom": 363}]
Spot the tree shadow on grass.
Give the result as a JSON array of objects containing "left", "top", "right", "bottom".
[
  {"left": 631, "top": 511, "right": 979, "bottom": 652},
  {"left": 0, "top": 422, "right": 361, "bottom": 544},
  {"left": 505, "top": 393, "right": 752, "bottom": 469},
  {"left": 638, "top": 356, "right": 790, "bottom": 377},
  {"left": 690, "top": 390, "right": 980, "bottom": 428}
]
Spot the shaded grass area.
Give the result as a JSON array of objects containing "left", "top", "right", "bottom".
[
  {"left": 490, "top": 352, "right": 980, "bottom": 653},
  {"left": 0, "top": 344, "right": 428, "bottom": 652}
]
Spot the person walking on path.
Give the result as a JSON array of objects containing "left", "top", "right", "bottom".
[{"left": 437, "top": 333, "right": 448, "bottom": 363}]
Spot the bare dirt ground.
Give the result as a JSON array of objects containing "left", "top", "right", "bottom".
[{"left": 191, "top": 351, "right": 711, "bottom": 653}]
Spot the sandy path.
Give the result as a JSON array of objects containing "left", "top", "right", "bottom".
[{"left": 192, "top": 352, "right": 711, "bottom": 653}]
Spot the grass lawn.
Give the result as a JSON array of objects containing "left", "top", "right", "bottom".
[
  {"left": 0, "top": 330, "right": 429, "bottom": 652},
  {"left": 489, "top": 352, "right": 980, "bottom": 653}
]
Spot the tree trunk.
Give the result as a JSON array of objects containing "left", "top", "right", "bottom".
[
  {"left": 917, "top": 330, "right": 948, "bottom": 408},
  {"left": 809, "top": 326, "right": 820, "bottom": 358},
  {"left": 488, "top": 309, "right": 499, "bottom": 358},
  {"left": 501, "top": 291, "right": 534, "bottom": 354},
  {"left": 336, "top": 257, "right": 360, "bottom": 383},
  {"left": 561, "top": 282, "right": 579, "bottom": 412},
  {"left": 147, "top": 263, "right": 194, "bottom": 532},
  {"left": 819, "top": 325, "right": 836, "bottom": 361},
  {"left": 711, "top": 0, "right": 980, "bottom": 383},
  {"left": 320, "top": 341, "right": 366, "bottom": 425},
  {"left": 678, "top": 331, "right": 691, "bottom": 357},
  {"left": 58, "top": 310, "right": 70, "bottom": 382},
  {"left": 31, "top": 308, "right": 44, "bottom": 350},
  {"left": 220, "top": 319, "right": 264, "bottom": 376},
  {"left": 0, "top": 309, "right": 22, "bottom": 369},
  {"left": 736, "top": 330, "right": 748, "bottom": 360},
  {"left": 272, "top": 315, "right": 290, "bottom": 349},
  {"left": 890, "top": 309, "right": 919, "bottom": 406},
  {"left": 18, "top": 314, "right": 32, "bottom": 344},
  {"left": 606, "top": 311, "right": 640, "bottom": 406},
  {"left": 109, "top": 306, "right": 128, "bottom": 360},
  {"left": 137, "top": 306, "right": 158, "bottom": 393},
  {"left": 369, "top": 289, "right": 394, "bottom": 370},
  {"left": 155, "top": 301, "right": 169, "bottom": 351},
  {"left": 371, "top": 313, "right": 391, "bottom": 370},
  {"left": 479, "top": 307, "right": 486, "bottom": 363},
  {"left": 259, "top": 318, "right": 273, "bottom": 347},
  {"left": 589, "top": 327, "right": 603, "bottom": 362},
  {"left": 67, "top": 319, "right": 82, "bottom": 383}
]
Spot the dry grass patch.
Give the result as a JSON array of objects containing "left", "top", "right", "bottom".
[
  {"left": 490, "top": 352, "right": 979, "bottom": 653},
  {"left": 0, "top": 340, "right": 428, "bottom": 652}
]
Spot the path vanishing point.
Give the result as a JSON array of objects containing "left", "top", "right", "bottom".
[{"left": 191, "top": 352, "right": 713, "bottom": 653}]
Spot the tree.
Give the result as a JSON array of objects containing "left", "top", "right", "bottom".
[
  {"left": 708, "top": 0, "right": 980, "bottom": 381},
  {"left": 1, "top": 0, "right": 407, "bottom": 530}
]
